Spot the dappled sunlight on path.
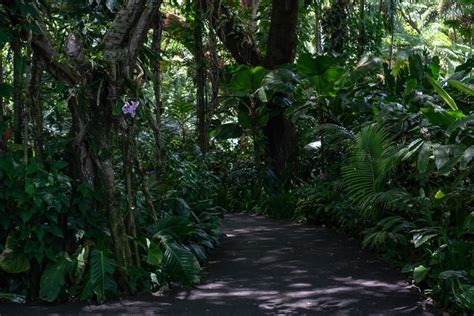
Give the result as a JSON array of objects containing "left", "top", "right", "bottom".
[{"left": 0, "top": 213, "right": 438, "bottom": 315}]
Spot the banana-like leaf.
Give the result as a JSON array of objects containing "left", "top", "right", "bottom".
[
  {"left": 0, "top": 292, "right": 26, "bottom": 304},
  {"left": 448, "top": 80, "right": 474, "bottom": 96},
  {"left": 425, "top": 74, "right": 458, "bottom": 111},
  {"left": 162, "top": 239, "right": 201, "bottom": 286},
  {"left": 90, "top": 249, "right": 116, "bottom": 304}
]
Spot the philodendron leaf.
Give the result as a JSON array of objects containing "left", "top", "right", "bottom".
[
  {"left": 147, "top": 240, "right": 163, "bottom": 266},
  {"left": 433, "top": 144, "right": 465, "bottom": 173},
  {"left": 425, "top": 74, "right": 458, "bottom": 111},
  {"left": 460, "top": 146, "right": 474, "bottom": 169},
  {"left": 413, "top": 265, "right": 429, "bottom": 283},
  {"left": 0, "top": 248, "right": 30, "bottom": 274},
  {"left": 39, "top": 253, "right": 73, "bottom": 302},
  {"left": 417, "top": 142, "right": 432, "bottom": 175}
]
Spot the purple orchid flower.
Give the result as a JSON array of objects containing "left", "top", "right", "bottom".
[{"left": 122, "top": 100, "right": 139, "bottom": 117}]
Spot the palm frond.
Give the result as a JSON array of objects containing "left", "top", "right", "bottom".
[
  {"left": 342, "top": 125, "right": 401, "bottom": 221},
  {"left": 316, "top": 123, "right": 355, "bottom": 147}
]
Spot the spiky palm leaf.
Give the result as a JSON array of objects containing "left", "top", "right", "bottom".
[
  {"left": 316, "top": 123, "right": 355, "bottom": 147},
  {"left": 342, "top": 125, "right": 402, "bottom": 220}
]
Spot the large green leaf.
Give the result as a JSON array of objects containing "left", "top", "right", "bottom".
[
  {"left": 214, "top": 123, "right": 242, "bottom": 140},
  {"left": 228, "top": 66, "right": 269, "bottom": 93},
  {"left": 417, "top": 142, "right": 432, "bottom": 175},
  {"left": 433, "top": 144, "right": 465, "bottom": 173},
  {"left": 150, "top": 215, "right": 192, "bottom": 239},
  {"left": 0, "top": 292, "right": 26, "bottom": 304},
  {"left": 447, "top": 80, "right": 474, "bottom": 96},
  {"left": 90, "top": 249, "right": 116, "bottom": 304},
  {"left": 147, "top": 240, "right": 163, "bottom": 266},
  {"left": 162, "top": 240, "right": 201, "bottom": 286},
  {"left": 261, "top": 69, "right": 298, "bottom": 95},
  {"left": 460, "top": 146, "right": 474, "bottom": 169},
  {"left": 0, "top": 247, "right": 30, "bottom": 274},
  {"left": 297, "top": 54, "right": 339, "bottom": 76},
  {"left": 413, "top": 265, "right": 429, "bottom": 283},
  {"left": 39, "top": 253, "right": 73, "bottom": 302},
  {"left": 425, "top": 74, "right": 458, "bottom": 111}
]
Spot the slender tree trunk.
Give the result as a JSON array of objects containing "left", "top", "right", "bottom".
[
  {"left": 195, "top": 0, "right": 208, "bottom": 154},
  {"left": 0, "top": 53, "right": 5, "bottom": 154},
  {"left": 121, "top": 124, "right": 140, "bottom": 267},
  {"left": 0, "top": 53, "right": 3, "bottom": 123},
  {"left": 206, "top": 0, "right": 219, "bottom": 138},
  {"left": 29, "top": 52, "right": 44, "bottom": 162},
  {"left": 357, "top": 0, "right": 366, "bottom": 57},
  {"left": 12, "top": 36, "right": 23, "bottom": 144},
  {"left": 152, "top": 11, "right": 164, "bottom": 216},
  {"left": 314, "top": 0, "right": 322, "bottom": 54},
  {"left": 388, "top": 0, "right": 395, "bottom": 69}
]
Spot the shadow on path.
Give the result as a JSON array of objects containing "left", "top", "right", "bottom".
[{"left": 0, "top": 213, "right": 439, "bottom": 315}]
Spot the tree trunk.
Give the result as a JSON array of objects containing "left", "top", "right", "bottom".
[
  {"left": 206, "top": 0, "right": 219, "bottom": 138},
  {"left": 121, "top": 124, "right": 140, "bottom": 267},
  {"left": 195, "top": 0, "right": 208, "bottom": 154},
  {"left": 0, "top": 52, "right": 5, "bottom": 154},
  {"left": 357, "top": 0, "right": 366, "bottom": 57},
  {"left": 152, "top": 12, "right": 164, "bottom": 216},
  {"left": 314, "top": 0, "right": 322, "bottom": 54},
  {"left": 323, "top": 0, "right": 349, "bottom": 55},
  {"left": 12, "top": 36, "right": 23, "bottom": 144},
  {"left": 29, "top": 52, "right": 44, "bottom": 162},
  {"left": 263, "top": 0, "right": 299, "bottom": 178}
]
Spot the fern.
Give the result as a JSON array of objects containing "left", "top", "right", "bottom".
[{"left": 342, "top": 125, "right": 401, "bottom": 220}]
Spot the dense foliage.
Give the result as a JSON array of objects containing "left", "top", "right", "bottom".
[{"left": 0, "top": 0, "right": 472, "bottom": 314}]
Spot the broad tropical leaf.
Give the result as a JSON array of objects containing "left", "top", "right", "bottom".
[
  {"left": 39, "top": 252, "right": 73, "bottom": 302},
  {"left": 90, "top": 249, "right": 117, "bottom": 304},
  {"left": 425, "top": 74, "right": 458, "bottom": 111},
  {"left": 448, "top": 80, "right": 474, "bottom": 96},
  {"left": 0, "top": 248, "right": 30, "bottom": 274},
  {"left": 162, "top": 238, "right": 201, "bottom": 286}
]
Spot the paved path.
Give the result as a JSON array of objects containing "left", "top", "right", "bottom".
[{"left": 0, "top": 213, "right": 439, "bottom": 315}]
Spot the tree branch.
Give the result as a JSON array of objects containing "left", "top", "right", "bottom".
[
  {"left": 204, "top": 0, "right": 262, "bottom": 66},
  {"left": 31, "top": 25, "right": 81, "bottom": 85},
  {"left": 400, "top": 8, "right": 421, "bottom": 34}
]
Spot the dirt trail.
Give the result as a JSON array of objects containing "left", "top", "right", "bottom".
[{"left": 0, "top": 213, "right": 439, "bottom": 315}]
